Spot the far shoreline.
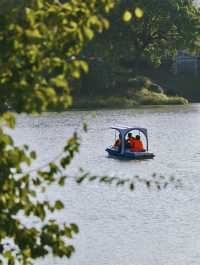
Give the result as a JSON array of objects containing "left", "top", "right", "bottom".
[{"left": 71, "top": 92, "right": 189, "bottom": 110}]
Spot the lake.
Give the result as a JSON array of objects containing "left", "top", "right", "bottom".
[{"left": 11, "top": 104, "right": 200, "bottom": 265}]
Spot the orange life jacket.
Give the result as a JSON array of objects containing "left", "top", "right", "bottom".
[
  {"left": 131, "top": 139, "right": 144, "bottom": 152},
  {"left": 114, "top": 138, "right": 121, "bottom": 147},
  {"left": 128, "top": 137, "right": 136, "bottom": 148}
]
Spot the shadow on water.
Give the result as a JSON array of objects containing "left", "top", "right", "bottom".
[{"left": 105, "top": 155, "right": 155, "bottom": 162}]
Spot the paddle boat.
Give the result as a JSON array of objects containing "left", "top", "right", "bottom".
[{"left": 105, "top": 126, "right": 155, "bottom": 159}]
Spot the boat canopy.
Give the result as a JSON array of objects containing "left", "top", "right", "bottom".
[
  {"left": 110, "top": 126, "right": 147, "bottom": 137},
  {"left": 110, "top": 125, "right": 149, "bottom": 153}
]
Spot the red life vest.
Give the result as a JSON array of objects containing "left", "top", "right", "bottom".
[
  {"left": 128, "top": 137, "right": 136, "bottom": 148},
  {"left": 114, "top": 138, "right": 121, "bottom": 147},
  {"left": 131, "top": 139, "right": 144, "bottom": 152}
]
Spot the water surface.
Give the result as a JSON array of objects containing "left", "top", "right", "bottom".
[{"left": 12, "top": 104, "right": 200, "bottom": 265}]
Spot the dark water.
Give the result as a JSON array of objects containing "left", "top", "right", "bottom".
[{"left": 11, "top": 104, "right": 200, "bottom": 265}]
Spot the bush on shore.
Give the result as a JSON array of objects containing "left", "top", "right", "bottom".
[
  {"left": 72, "top": 89, "right": 188, "bottom": 109},
  {"left": 134, "top": 88, "right": 188, "bottom": 105}
]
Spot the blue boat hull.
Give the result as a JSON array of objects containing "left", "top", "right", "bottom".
[{"left": 106, "top": 148, "right": 155, "bottom": 159}]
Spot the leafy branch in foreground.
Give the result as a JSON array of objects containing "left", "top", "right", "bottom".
[
  {"left": 0, "top": 0, "right": 117, "bottom": 263},
  {"left": 0, "top": 113, "right": 81, "bottom": 264},
  {"left": 76, "top": 172, "right": 182, "bottom": 191}
]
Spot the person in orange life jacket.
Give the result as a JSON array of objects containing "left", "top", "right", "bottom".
[
  {"left": 131, "top": 135, "right": 145, "bottom": 152},
  {"left": 126, "top": 132, "right": 136, "bottom": 149}
]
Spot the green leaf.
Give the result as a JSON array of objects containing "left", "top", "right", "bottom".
[
  {"left": 49, "top": 163, "right": 58, "bottom": 174},
  {"left": 2, "top": 113, "right": 15, "bottom": 129},
  {"left": 72, "top": 70, "right": 80, "bottom": 79},
  {"left": 3, "top": 251, "right": 12, "bottom": 259},
  {"left": 58, "top": 176, "right": 67, "bottom": 186},
  {"left": 134, "top": 7, "right": 144, "bottom": 19},
  {"left": 70, "top": 223, "right": 79, "bottom": 234},
  {"left": 79, "top": 61, "right": 89, "bottom": 73},
  {"left": 122, "top": 11, "right": 132, "bottom": 22},
  {"left": 0, "top": 134, "right": 13, "bottom": 145},
  {"left": 36, "top": 0, "right": 44, "bottom": 9},
  {"left": 76, "top": 174, "right": 88, "bottom": 184},
  {"left": 89, "top": 176, "right": 97, "bottom": 181},
  {"left": 60, "top": 157, "right": 70, "bottom": 168},
  {"left": 55, "top": 200, "right": 64, "bottom": 210},
  {"left": 64, "top": 226, "right": 72, "bottom": 239},
  {"left": 83, "top": 27, "right": 94, "bottom": 40},
  {"left": 51, "top": 75, "right": 67, "bottom": 88},
  {"left": 30, "top": 151, "right": 37, "bottom": 160},
  {"left": 83, "top": 122, "right": 88, "bottom": 132},
  {"left": 25, "top": 29, "right": 42, "bottom": 39}
]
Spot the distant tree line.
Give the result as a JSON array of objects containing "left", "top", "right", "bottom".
[{"left": 75, "top": 0, "right": 200, "bottom": 98}]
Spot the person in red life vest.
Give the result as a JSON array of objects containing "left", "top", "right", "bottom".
[
  {"left": 126, "top": 132, "right": 136, "bottom": 149},
  {"left": 131, "top": 135, "right": 145, "bottom": 152}
]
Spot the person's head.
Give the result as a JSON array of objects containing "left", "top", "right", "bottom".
[
  {"left": 128, "top": 133, "right": 132, "bottom": 138},
  {"left": 136, "top": 135, "right": 140, "bottom": 140}
]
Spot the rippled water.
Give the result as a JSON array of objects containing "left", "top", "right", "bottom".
[{"left": 11, "top": 104, "right": 200, "bottom": 265}]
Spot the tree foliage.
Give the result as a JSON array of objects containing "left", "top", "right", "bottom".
[
  {"left": 76, "top": 0, "right": 200, "bottom": 99},
  {"left": 90, "top": 0, "right": 200, "bottom": 67},
  {"left": 0, "top": 0, "right": 115, "bottom": 113},
  {"left": 0, "top": 0, "right": 117, "bottom": 264},
  {"left": 117, "top": 0, "right": 200, "bottom": 66}
]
